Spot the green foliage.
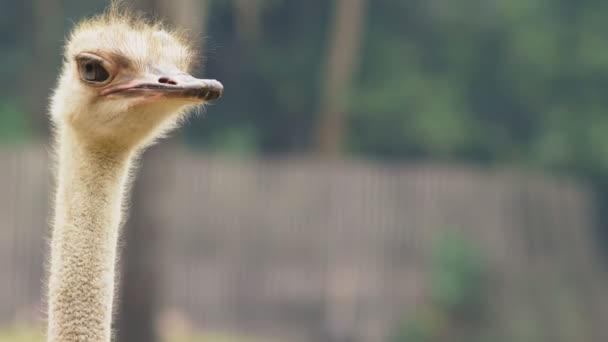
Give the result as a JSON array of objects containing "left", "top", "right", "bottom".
[
  {"left": 205, "top": 123, "right": 259, "bottom": 156},
  {"left": 349, "top": 0, "right": 608, "bottom": 179},
  {"left": 390, "top": 308, "right": 446, "bottom": 342},
  {"left": 186, "top": 0, "right": 331, "bottom": 153},
  {"left": 390, "top": 232, "right": 488, "bottom": 342},
  {"left": 6, "top": 0, "right": 608, "bottom": 176},
  {"left": 430, "top": 233, "right": 486, "bottom": 314}
]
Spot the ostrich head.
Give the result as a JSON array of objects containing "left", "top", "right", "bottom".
[{"left": 50, "top": 9, "right": 223, "bottom": 151}]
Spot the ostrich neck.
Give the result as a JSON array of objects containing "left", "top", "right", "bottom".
[{"left": 48, "top": 129, "right": 133, "bottom": 342}]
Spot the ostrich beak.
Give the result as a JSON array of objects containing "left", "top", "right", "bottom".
[{"left": 102, "top": 72, "right": 224, "bottom": 102}]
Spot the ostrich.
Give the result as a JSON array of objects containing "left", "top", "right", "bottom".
[{"left": 46, "top": 7, "right": 223, "bottom": 342}]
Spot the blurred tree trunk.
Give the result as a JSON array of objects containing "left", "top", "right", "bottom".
[
  {"left": 115, "top": 147, "right": 169, "bottom": 342},
  {"left": 116, "top": 2, "right": 209, "bottom": 342},
  {"left": 315, "top": 0, "right": 368, "bottom": 158},
  {"left": 115, "top": 2, "right": 161, "bottom": 341},
  {"left": 157, "top": 0, "right": 208, "bottom": 58},
  {"left": 233, "top": 0, "right": 262, "bottom": 43}
]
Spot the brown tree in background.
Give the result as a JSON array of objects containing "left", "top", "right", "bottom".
[
  {"left": 157, "top": 0, "right": 208, "bottom": 42},
  {"left": 316, "top": 0, "right": 368, "bottom": 158},
  {"left": 116, "top": 1, "right": 209, "bottom": 341},
  {"left": 115, "top": 147, "right": 168, "bottom": 342},
  {"left": 113, "top": 2, "right": 161, "bottom": 339},
  {"left": 233, "top": 0, "right": 263, "bottom": 43}
]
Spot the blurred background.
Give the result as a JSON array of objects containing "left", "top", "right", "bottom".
[{"left": 1, "top": 0, "right": 608, "bottom": 341}]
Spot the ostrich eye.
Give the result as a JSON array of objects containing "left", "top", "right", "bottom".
[{"left": 78, "top": 59, "right": 110, "bottom": 83}]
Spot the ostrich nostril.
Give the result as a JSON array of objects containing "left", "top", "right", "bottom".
[{"left": 158, "top": 77, "right": 178, "bottom": 85}]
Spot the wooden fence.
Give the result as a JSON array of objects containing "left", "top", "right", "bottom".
[{"left": 0, "top": 146, "right": 607, "bottom": 341}]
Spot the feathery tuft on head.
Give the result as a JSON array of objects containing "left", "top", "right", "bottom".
[{"left": 65, "top": 2, "right": 196, "bottom": 73}]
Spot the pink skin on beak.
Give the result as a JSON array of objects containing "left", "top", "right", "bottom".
[{"left": 101, "top": 71, "right": 224, "bottom": 103}]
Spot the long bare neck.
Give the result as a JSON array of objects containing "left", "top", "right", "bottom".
[{"left": 47, "top": 129, "right": 133, "bottom": 342}]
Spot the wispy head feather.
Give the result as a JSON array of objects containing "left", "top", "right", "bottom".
[{"left": 65, "top": 1, "right": 197, "bottom": 72}]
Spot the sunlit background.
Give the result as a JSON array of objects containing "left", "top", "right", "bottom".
[{"left": 2, "top": 0, "right": 608, "bottom": 341}]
